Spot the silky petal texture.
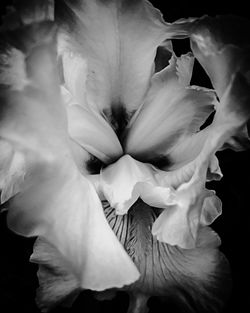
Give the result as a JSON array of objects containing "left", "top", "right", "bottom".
[
  {"left": 105, "top": 202, "right": 230, "bottom": 313},
  {"left": 27, "top": 202, "right": 230, "bottom": 312},
  {"left": 100, "top": 154, "right": 163, "bottom": 215},
  {"left": 151, "top": 103, "right": 249, "bottom": 249},
  {"left": 190, "top": 15, "right": 250, "bottom": 99},
  {"left": 0, "top": 18, "right": 139, "bottom": 290},
  {"left": 56, "top": 0, "right": 178, "bottom": 117},
  {"left": 8, "top": 162, "right": 139, "bottom": 290},
  {"left": 61, "top": 52, "right": 123, "bottom": 163},
  {"left": 125, "top": 53, "right": 216, "bottom": 159},
  {"left": 30, "top": 238, "right": 81, "bottom": 312},
  {"left": 99, "top": 154, "right": 221, "bottom": 249},
  {"left": 65, "top": 103, "right": 123, "bottom": 163},
  {"left": 0, "top": 140, "right": 26, "bottom": 204}
]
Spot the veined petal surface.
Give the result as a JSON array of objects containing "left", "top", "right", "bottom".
[
  {"left": 56, "top": 0, "right": 184, "bottom": 123},
  {"left": 125, "top": 53, "right": 216, "bottom": 159}
]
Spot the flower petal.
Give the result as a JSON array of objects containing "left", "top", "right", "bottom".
[
  {"left": 66, "top": 103, "right": 123, "bottom": 163},
  {"left": 190, "top": 15, "right": 250, "bottom": 99},
  {"left": 30, "top": 238, "right": 81, "bottom": 312},
  {"left": 0, "top": 14, "right": 139, "bottom": 291},
  {"left": 124, "top": 53, "right": 216, "bottom": 160},
  {"left": 100, "top": 155, "right": 156, "bottom": 215},
  {"left": 106, "top": 202, "right": 230, "bottom": 313},
  {"left": 0, "top": 140, "right": 26, "bottom": 204},
  {"left": 56, "top": 0, "right": 176, "bottom": 123}
]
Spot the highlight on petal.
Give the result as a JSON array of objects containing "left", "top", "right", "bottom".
[
  {"left": 0, "top": 140, "right": 26, "bottom": 204},
  {"left": 7, "top": 162, "right": 139, "bottom": 291},
  {"left": 100, "top": 155, "right": 157, "bottom": 215},
  {"left": 65, "top": 103, "right": 123, "bottom": 163},
  {"left": 190, "top": 15, "right": 250, "bottom": 99},
  {"left": 30, "top": 238, "right": 81, "bottom": 312},
  {"left": 124, "top": 53, "right": 216, "bottom": 160},
  {"left": 56, "top": 0, "right": 169, "bottom": 116},
  {"left": 0, "top": 14, "right": 139, "bottom": 291},
  {"left": 106, "top": 202, "right": 230, "bottom": 313}
]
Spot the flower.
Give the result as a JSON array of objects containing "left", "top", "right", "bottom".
[{"left": 0, "top": 1, "right": 249, "bottom": 312}]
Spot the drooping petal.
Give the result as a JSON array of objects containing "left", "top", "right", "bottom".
[
  {"left": 30, "top": 238, "right": 81, "bottom": 312},
  {"left": 28, "top": 201, "right": 230, "bottom": 312},
  {"left": 0, "top": 12, "right": 139, "bottom": 291},
  {"left": 124, "top": 53, "right": 216, "bottom": 160},
  {"left": 56, "top": 0, "right": 184, "bottom": 126},
  {"left": 7, "top": 162, "right": 139, "bottom": 290},
  {"left": 108, "top": 202, "right": 231, "bottom": 313}
]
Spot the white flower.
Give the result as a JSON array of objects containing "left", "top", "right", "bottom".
[{"left": 0, "top": 1, "right": 249, "bottom": 312}]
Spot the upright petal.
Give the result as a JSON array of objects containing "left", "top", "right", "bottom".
[
  {"left": 56, "top": 0, "right": 174, "bottom": 127},
  {"left": 125, "top": 53, "right": 216, "bottom": 160}
]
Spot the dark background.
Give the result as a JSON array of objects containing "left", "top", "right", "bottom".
[{"left": 0, "top": 1, "right": 249, "bottom": 312}]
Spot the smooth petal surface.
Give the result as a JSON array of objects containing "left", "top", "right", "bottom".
[
  {"left": 66, "top": 103, "right": 123, "bottom": 163},
  {"left": 125, "top": 53, "right": 216, "bottom": 159},
  {"left": 100, "top": 155, "right": 158, "bottom": 215},
  {"left": 56, "top": 0, "right": 178, "bottom": 120},
  {"left": 190, "top": 15, "right": 250, "bottom": 99},
  {"left": 61, "top": 52, "right": 123, "bottom": 163},
  {"left": 0, "top": 16, "right": 139, "bottom": 291},
  {"left": 8, "top": 163, "right": 139, "bottom": 290}
]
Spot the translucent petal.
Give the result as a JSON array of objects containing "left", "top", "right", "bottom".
[
  {"left": 66, "top": 103, "right": 123, "bottom": 163},
  {"left": 30, "top": 238, "right": 81, "bottom": 312},
  {"left": 0, "top": 17, "right": 139, "bottom": 291},
  {"left": 56, "top": 0, "right": 176, "bottom": 117},
  {"left": 125, "top": 53, "right": 216, "bottom": 159},
  {"left": 0, "top": 140, "right": 26, "bottom": 204},
  {"left": 190, "top": 15, "right": 250, "bottom": 99},
  {"left": 100, "top": 155, "right": 157, "bottom": 215},
  {"left": 107, "top": 202, "right": 230, "bottom": 313}
]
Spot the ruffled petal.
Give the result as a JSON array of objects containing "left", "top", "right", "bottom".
[
  {"left": 100, "top": 155, "right": 158, "bottom": 215},
  {"left": 124, "top": 53, "right": 216, "bottom": 160},
  {"left": 190, "top": 15, "right": 250, "bottom": 99},
  {"left": 56, "top": 0, "right": 179, "bottom": 125}
]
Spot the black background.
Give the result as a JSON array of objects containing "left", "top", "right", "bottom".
[{"left": 0, "top": 1, "right": 249, "bottom": 312}]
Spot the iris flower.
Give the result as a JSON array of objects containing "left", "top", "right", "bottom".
[{"left": 0, "top": 0, "right": 250, "bottom": 312}]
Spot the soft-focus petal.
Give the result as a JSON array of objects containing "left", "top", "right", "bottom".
[
  {"left": 56, "top": 0, "right": 187, "bottom": 129},
  {"left": 190, "top": 15, "right": 250, "bottom": 99},
  {"left": 124, "top": 53, "right": 216, "bottom": 160},
  {"left": 0, "top": 140, "right": 26, "bottom": 203},
  {"left": 30, "top": 238, "right": 81, "bottom": 312},
  {"left": 0, "top": 14, "right": 139, "bottom": 291},
  {"left": 66, "top": 103, "right": 123, "bottom": 163},
  {"left": 7, "top": 162, "right": 139, "bottom": 290}
]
